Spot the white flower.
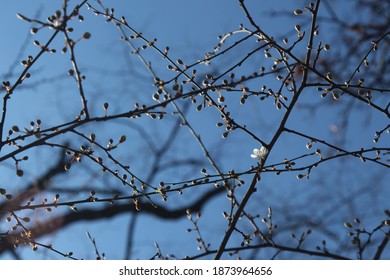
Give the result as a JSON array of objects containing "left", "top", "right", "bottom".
[{"left": 250, "top": 146, "right": 268, "bottom": 160}]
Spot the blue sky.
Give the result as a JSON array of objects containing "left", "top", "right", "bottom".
[{"left": 0, "top": 1, "right": 388, "bottom": 260}]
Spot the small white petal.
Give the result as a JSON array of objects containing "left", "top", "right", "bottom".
[
  {"left": 250, "top": 145, "right": 268, "bottom": 160},
  {"left": 260, "top": 146, "right": 268, "bottom": 155},
  {"left": 251, "top": 146, "right": 268, "bottom": 160}
]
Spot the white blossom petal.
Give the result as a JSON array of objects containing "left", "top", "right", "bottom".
[{"left": 250, "top": 146, "right": 268, "bottom": 160}]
